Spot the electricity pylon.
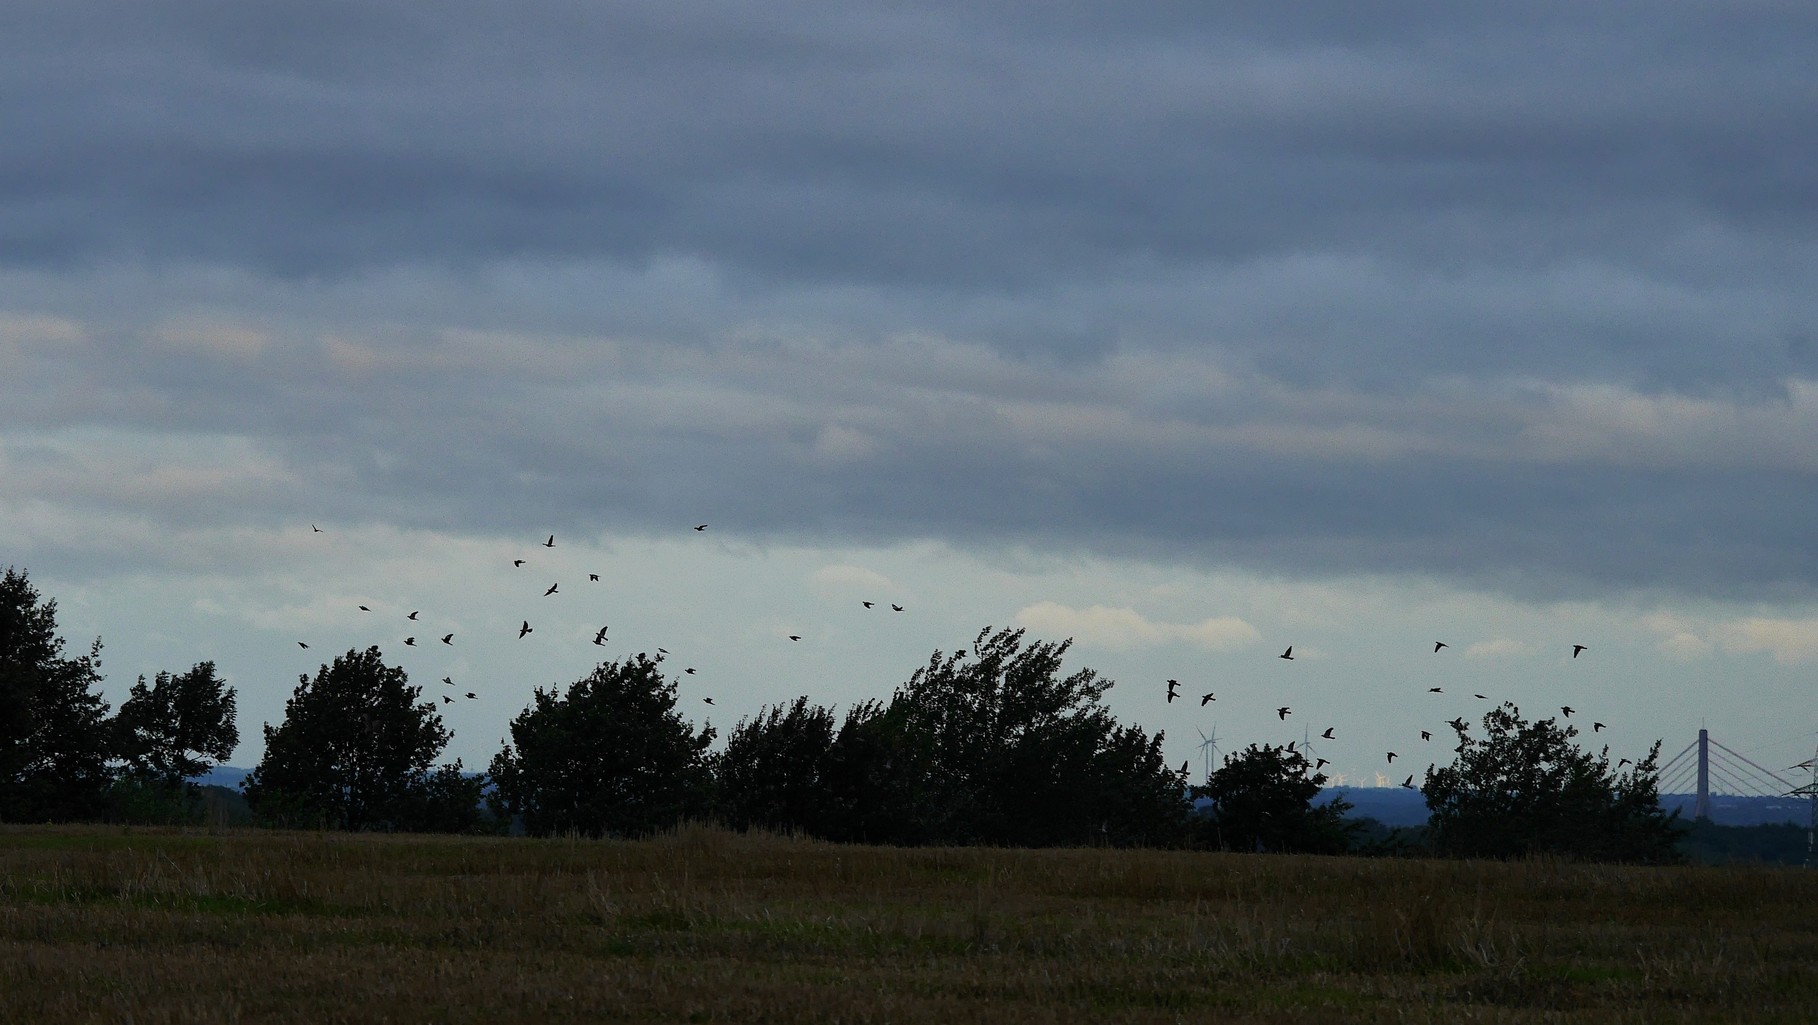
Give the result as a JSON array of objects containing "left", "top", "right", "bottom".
[{"left": 1790, "top": 738, "right": 1818, "bottom": 868}]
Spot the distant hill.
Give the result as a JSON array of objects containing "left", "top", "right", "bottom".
[
  {"left": 1321, "top": 787, "right": 1428, "bottom": 827},
  {"left": 1659, "top": 794, "right": 1808, "bottom": 827},
  {"left": 1315, "top": 787, "right": 1808, "bottom": 828},
  {"left": 191, "top": 765, "right": 251, "bottom": 790}
]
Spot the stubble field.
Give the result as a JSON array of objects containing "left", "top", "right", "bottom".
[{"left": 2, "top": 823, "right": 1814, "bottom": 1023}]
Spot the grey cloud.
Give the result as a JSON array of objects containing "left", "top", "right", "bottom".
[
  {"left": 7, "top": 4, "right": 1816, "bottom": 285},
  {"left": 5, "top": 4, "right": 1818, "bottom": 601},
  {"left": 4, "top": 3, "right": 1813, "bottom": 400},
  {"left": 8, "top": 297, "right": 1812, "bottom": 599}
]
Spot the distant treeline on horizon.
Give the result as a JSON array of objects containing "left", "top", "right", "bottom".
[{"left": 187, "top": 766, "right": 1805, "bottom": 831}]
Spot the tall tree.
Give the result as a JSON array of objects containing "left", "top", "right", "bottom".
[
  {"left": 864, "top": 627, "right": 1189, "bottom": 847},
  {"left": 242, "top": 646, "right": 469, "bottom": 831},
  {"left": 815, "top": 698, "right": 939, "bottom": 845},
  {"left": 0, "top": 567, "right": 114, "bottom": 821},
  {"left": 1193, "top": 743, "right": 1354, "bottom": 853},
  {"left": 1423, "top": 703, "right": 1682, "bottom": 863},
  {"left": 714, "top": 696, "right": 838, "bottom": 834},
  {"left": 488, "top": 654, "right": 714, "bottom": 837},
  {"left": 114, "top": 661, "right": 239, "bottom": 789},
  {"left": 1088, "top": 723, "right": 1192, "bottom": 848}
]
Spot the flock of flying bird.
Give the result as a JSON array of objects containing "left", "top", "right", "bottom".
[
  {"left": 295, "top": 526, "right": 909, "bottom": 726},
  {"left": 1165, "top": 640, "right": 1618, "bottom": 789},
  {"left": 298, "top": 525, "right": 1620, "bottom": 789}
]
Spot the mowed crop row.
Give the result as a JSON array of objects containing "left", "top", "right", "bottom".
[{"left": 2, "top": 825, "right": 1815, "bottom": 1024}]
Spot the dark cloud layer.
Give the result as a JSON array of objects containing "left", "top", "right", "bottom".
[
  {"left": 9, "top": 3, "right": 1817, "bottom": 284},
  {"left": 3, "top": 2, "right": 1816, "bottom": 600}
]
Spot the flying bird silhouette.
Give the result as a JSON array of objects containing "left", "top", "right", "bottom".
[
  {"left": 1277, "top": 707, "right": 1292, "bottom": 719},
  {"left": 543, "top": 535, "right": 555, "bottom": 547},
  {"left": 702, "top": 696, "right": 714, "bottom": 705},
  {"left": 1593, "top": 722, "right": 1606, "bottom": 732},
  {"left": 1315, "top": 758, "right": 1330, "bottom": 770},
  {"left": 1420, "top": 731, "right": 1432, "bottom": 741},
  {"left": 513, "top": 559, "right": 525, "bottom": 567},
  {"left": 685, "top": 668, "right": 696, "bottom": 675},
  {"left": 1200, "top": 692, "right": 1215, "bottom": 706},
  {"left": 358, "top": 605, "right": 371, "bottom": 612},
  {"left": 518, "top": 621, "right": 532, "bottom": 638},
  {"left": 297, "top": 642, "right": 309, "bottom": 648},
  {"left": 1572, "top": 644, "right": 1588, "bottom": 658},
  {"left": 1474, "top": 693, "right": 1488, "bottom": 700},
  {"left": 465, "top": 692, "right": 476, "bottom": 700},
  {"left": 1429, "top": 687, "right": 1443, "bottom": 693},
  {"left": 1434, "top": 641, "right": 1448, "bottom": 653},
  {"left": 1561, "top": 706, "right": 1575, "bottom": 717},
  {"left": 408, "top": 611, "right": 419, "bottom": 620},
  {"left": 1321, "top": 727, "right": 1335, "bottom": 739},
  {"left": 312, "top": 524, "right": 322, "bottom": 532},
  {"left": 441, "top": 633, "right": 453, "bottom": 645},
  {"left": 694, "top": 524, "right": 707, "bottom": 532},
  {"left": 862, "top": 601, "right": 875, "bottom": 609},
  {"left": 589, "top": 574, "right": 599, "bottom": 582},
  {"left": 788, "top": 635, "right": 802, "bottom": 642},
  {"left": 442, "top": 695, "right": 452, "bottom": 704},
  {"left": 892, "top": 604, "right": 905, "bottom": 612},
  {"left": 1165, "top": 679, "right": 1180, "bottom": 703},
  {"left": 1279, "top": 646, "right": 1294, "bottom": 660},
  {"left": 442, "top": 676, "right": 453, "bottom": 686},
  {"left": 1618, "top": 758, "right": 1632, "bottom": 767},
  {"left": 593, "top": 626, "right": 609, "bottom": 645},
  {"left": 544, "top": 583, "right": 558, "bottom": 596},
  {"left": 404, "top": 637, "right": 416, "bottom": 646},
  {"left": 1179, "top": 760, "right": 1189, "bottom": 775},
  {"left": 1400, "top": 775, "right": 1415, "bottom": 790},
  {"left": 1387, "top": 752, "right": 1398, "bottom": 762}
]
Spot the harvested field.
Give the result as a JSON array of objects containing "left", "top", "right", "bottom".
[{"left": 3, "top": 824, "right": 1814, "bottom": 1023}]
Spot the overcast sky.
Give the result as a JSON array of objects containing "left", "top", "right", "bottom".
[{"left": 4, "top": 2, "right": 1816, "bottom": 787}]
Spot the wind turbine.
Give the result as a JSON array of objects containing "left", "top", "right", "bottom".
[{"left": 1195, "top": 725, "right": 1220, "bottom": 782}]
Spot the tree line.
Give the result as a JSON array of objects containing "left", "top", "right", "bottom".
[
  {"left": 1, "top": 567, "right": 238, "bottom": 823},
  {"left": 1, "top": 566, "right": 1684, "bottom": 862}
]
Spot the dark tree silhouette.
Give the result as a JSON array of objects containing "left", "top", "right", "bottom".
[
  {"left": 488, "top": 653, "right": 714, "bottom": 836},
  {"left": 0, "top": 567, "right": 113, "bottom": 821},
  {"left": 826, "top": 627, "right": 1188, "bottom": 847},
  {"left": 110, "top": 660, "right": 240, "bottom": 822},
  {"left": 1424, "top": 702, "right": 1682, "bottom": 863},
  {"left": 114, "top": 661, "right": 239, "bottom": 790},
  {"left": 1086, "top": 722, "right": 1190, "bottom": 847},
  {"left": 1193, "top": 743, "right": 1354, "bottom": 853},
  {"left": 243, "top": 646, "right": 477, "bottom": 831},
  {"left": 390, "top": 763, "right": 490, "bottom": 835},
  {"left": 714, "top": 695, "right": 838, "bottom": 834},
  {"left": 814, "top": 698, "right": 940, "bottom": 845}
]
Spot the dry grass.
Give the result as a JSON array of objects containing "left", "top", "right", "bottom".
[{"left": 3, "top": 823, "right": 1814, "bottom": 1023}]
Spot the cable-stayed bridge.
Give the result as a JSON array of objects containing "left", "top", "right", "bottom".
[
  {"left": 1657, "top": 729, "right": 1811, "bottom": 830},
  {"left": 1320, "top": 728, "right": 1815, "bottom": 831}
]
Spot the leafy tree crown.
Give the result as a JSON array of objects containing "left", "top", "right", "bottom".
[{"left": 1423, "top": 702, "right": 1681, "bottom": 863}]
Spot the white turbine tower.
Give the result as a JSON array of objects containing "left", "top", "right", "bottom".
[{"left": 1195, "top": 725, "right": 1220, "bottom": 783}]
